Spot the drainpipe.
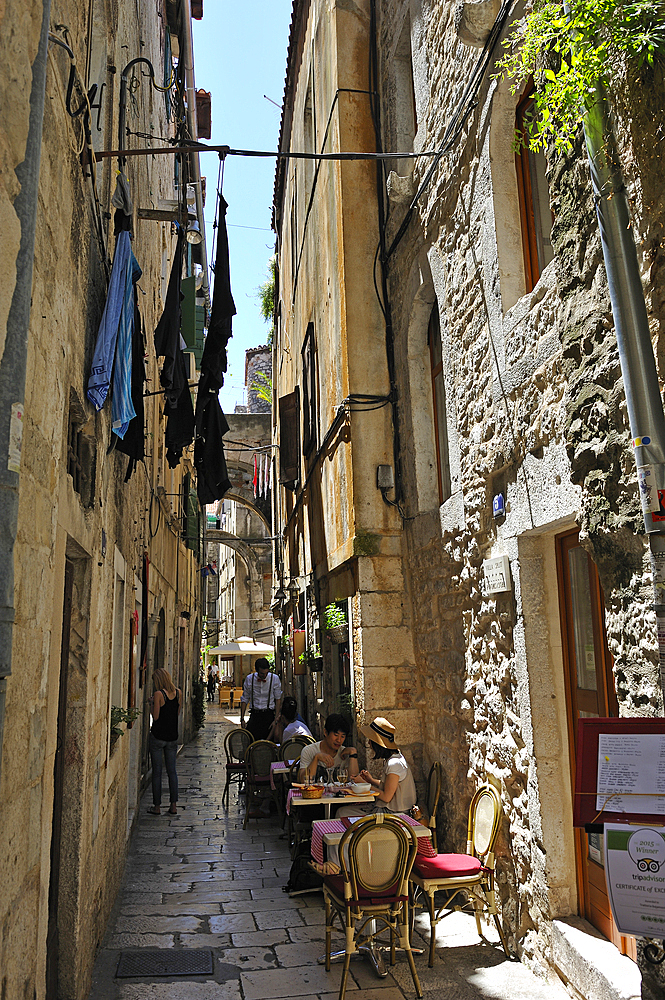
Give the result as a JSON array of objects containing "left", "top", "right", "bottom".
[
  {"left": 0, "top": 0, "right": 53, "bottom": 789},
  {"left": 582, "top": 86, "right": 665, "bottom": 701},
  {"left": 180, "top": 0, "right": 211, "bottom": 312}
]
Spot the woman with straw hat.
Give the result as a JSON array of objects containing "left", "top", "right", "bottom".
[{"left": 338, "top": 716, "right": 417, "bottom": 816}]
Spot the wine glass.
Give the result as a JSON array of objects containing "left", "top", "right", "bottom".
[
  {"left": 325, "top": 765, "right": 336, "bottom": 793},
  {"left": 336, "top": 764, "right": 348, "bottom": 787}
]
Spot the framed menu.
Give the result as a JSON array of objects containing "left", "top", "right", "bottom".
[{"left": 574, "top": 718, "right": 665, "bottom": 827}]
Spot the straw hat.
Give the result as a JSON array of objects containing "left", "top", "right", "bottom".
[{"left": 359, "top": 717, "right": 399, "bottom": 750}]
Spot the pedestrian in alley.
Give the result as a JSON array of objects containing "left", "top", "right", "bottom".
[
  {"left": 206, "top": 665, "right": 216, "bottom": 702},
  {"left": 268, "top": 695, "right": 312, "bottom": 744},
  {"left": 239, "top": 656, "right": 283, "bottom": 740},
  {"left": 147, "top": 667, "right": 182, "bottom": 815}
]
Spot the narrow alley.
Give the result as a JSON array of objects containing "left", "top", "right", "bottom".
[{"left": 86, "top": 708, "right": 569, "bottom": 1000}]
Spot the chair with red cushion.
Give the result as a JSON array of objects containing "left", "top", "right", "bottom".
[
  {"left": 323, "top": 814, "right": 422, "bottom": 1000},
  {"left": 243, "top": 739, "right": 280, "bottom": 829},
  {"left": 409, "top": 783, "right": 510, "bottom": 965},
  {"left": 425, "top": 761, "right": 443, "bottom": 852},
  {"left": 222, "top": 727, "right": 253, "bottom": 809}
]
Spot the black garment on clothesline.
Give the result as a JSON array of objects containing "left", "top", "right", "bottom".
[
  {"left": 154, "top": 230, "right": 195, "bottom": 466},
  {"left": 193, "top": 195, "right": 235, "bottom": 504},
  {"left": 114, "top": 297, "right": 146, "bottom": 480}
]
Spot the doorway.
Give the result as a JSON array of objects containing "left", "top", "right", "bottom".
[{"left": 556, "top": 529, "right": 636, "bottom": 959}]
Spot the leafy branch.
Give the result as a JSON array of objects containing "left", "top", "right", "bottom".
[
  {"left": 496, "top": 0, "right": 665, "bottom": 152},
  {"left": 257, "top": 255, "right": 277, "bottom": 346},
  {"left": 249, "top": 371, "right": 273, "bottom": 405}
]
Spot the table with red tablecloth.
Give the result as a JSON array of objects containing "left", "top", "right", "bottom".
[{"left": 311, "top": 813, "right": 434, "bottom": 866}]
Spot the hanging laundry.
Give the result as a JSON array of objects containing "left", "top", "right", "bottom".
[
  {"left": 87, "top": 230, "right": 140, "bottom": 412},
  {"left": 154, "top": 230, "right": 195, "bottom": 466},
  {"left": 111, "top": 248, "right": 142, "bottom": 439},
  {"left": 194, "top": 393, "right": 231, "bottom": 505},
  {"left": 114, "top": 300, "right": 146, "bottom": 480},
  {"left": 193, "top": 193, "right": 235, "bottom": 504},
  {"left": 201, "top": 195, "right": 236, "bottom": 390},
  {"left": 252, "top": 454, "right": 258, "bottom": 500}
]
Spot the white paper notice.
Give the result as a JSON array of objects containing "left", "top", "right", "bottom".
[
  {"left": 596, "top": 733, "right": 665, "bottom": 815},
  {"left": 605, "top": 824, "right": 665, "bottom": 936}
]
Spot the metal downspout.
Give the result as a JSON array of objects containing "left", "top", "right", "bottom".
[
  {"left": 582, "top": 87, "right": 665, "bottom": 698},
  {"left": 181, "top": 0, "right": 211, "bottom": 312},
  {"left": 0, "top": 0, "right": 53, "bottom": 788}
]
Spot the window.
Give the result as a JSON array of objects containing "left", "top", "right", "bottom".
[
  {"left": 301, "top": 323, "right": 318, "bottom": 458},
  {"left": 67, "top": 390, "right": 96, "bottom": 507},
  {"left": 515, "top": 91, "right": 554, "bottom": 292},
  {"left": 428, "top": 305, "right": 451, "bottom": 504},
  {"left": 278, "top": 388, "right": 300, "bottom": 488}
]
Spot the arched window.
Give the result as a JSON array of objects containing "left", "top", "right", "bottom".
[
  {"left": 515, "top": 91, "right": 554, "bottom": 291},
  {"left": 428, "top": 304, "right": 451, "bottom": 504}
]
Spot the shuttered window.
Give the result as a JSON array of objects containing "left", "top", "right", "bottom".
[{"left": 279, "top": 388, "right": 300, "bottom": 488}]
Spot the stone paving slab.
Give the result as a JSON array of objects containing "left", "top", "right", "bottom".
[{"left": 86, "top": 707, "right": 571, "bottom": 1000}]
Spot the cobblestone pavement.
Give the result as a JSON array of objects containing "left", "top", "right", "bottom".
[{"left": 87, "top": 704, "right": 570, "bottom": 1000}]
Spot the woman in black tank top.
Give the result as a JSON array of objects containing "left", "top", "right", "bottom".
[{"left": 147, "top": 668, "right": 182, "bottom": 815}]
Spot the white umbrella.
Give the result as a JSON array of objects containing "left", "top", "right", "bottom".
[{"left": 207, "top": 635, "right": 274, "bottom": 655}]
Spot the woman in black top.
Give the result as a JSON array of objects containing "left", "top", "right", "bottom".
[{"left": 147, "top": 668, "right": 182, "bottom": 815}]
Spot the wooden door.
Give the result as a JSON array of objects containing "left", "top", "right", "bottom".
[{"left": 556, "top": 530, "right": 636, "bottom": 959}]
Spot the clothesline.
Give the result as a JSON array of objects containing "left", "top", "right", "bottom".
[{"left": 94, "top": 143, "right": 447, "bottom": 162}]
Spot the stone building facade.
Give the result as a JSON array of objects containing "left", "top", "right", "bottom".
[
  {"left": 0, "top": 2, "right": 210, "bottom": 997},
  {"left": 273, "top": 0, "right": 665, "bottom": 995}
]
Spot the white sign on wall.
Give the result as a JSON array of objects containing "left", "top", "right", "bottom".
[{"left": 482, "top": 554, "right": 511, "bottom": 595}]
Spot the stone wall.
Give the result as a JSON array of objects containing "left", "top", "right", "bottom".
[
  {"left": 377, "top": 0, "right": 665, "bottom": 982},
  {"left": 0, "top": 3, "right": 204, "bottom": 997}
]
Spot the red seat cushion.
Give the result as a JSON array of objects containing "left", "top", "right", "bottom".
[
  {"left": 252, "top": 775, "right": 271, "bottom": 784},
  {"left": 226, "top": 762, "right": 247, "bottom": 772},
  {"left": 414, "top": 853, "right": 482, "bottom": 879},
  {"left": 324, "top": 874, "right": 405, "bottom": 906}
]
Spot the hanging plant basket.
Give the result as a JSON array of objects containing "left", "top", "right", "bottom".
[
  {"left": 309, "top": 655, "right": 324, "bottom": 673},
  {"left": 326, "top": 624, "right": 349, "bottom": 644}
]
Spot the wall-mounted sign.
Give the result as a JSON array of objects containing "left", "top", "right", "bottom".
[
  {"left": 482, "top": 554, "right": 511, "bottom": 594},
  {"left": 492, "top": 493, "right": 505, "bottom": 519},
  {"left": 605, "top": 824, "right": 665, "bottom": 936}
]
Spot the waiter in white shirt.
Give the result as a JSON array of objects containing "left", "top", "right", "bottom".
[{"left": 239, "top": 658, "right": 283, "bottom": 740}]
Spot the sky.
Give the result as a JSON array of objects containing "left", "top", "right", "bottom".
[{"left": 192, "top": 3, "right": 293, "bottom": 415}]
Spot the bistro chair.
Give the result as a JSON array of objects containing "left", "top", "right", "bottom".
[
  {"left": 243, "top": 739, "right": 280, "bottom": 829},
  {"left": 323, "top": 814, "right": 422, "bottom": 1000},
  {"left": 425, "top": 761, "right": 443, "bottom": 852},
  {"left": 232, "top": 687, "right": 243, "bottom": 709},
  {"left": 222, "top": 727, "right": 253, "bottom": 809},
  {"left": 280, "top": 736, "right": 309, "bottom": 763},
  {"left": 218, "top": 686, "right": 232, "bottom": 709},
  {"left": 409, "top": 783, "right": 510, "bottom": 966}
]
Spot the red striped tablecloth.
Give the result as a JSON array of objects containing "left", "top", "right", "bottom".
[{"left": 311, "top": 814, "right": 425, "bottom": 864}]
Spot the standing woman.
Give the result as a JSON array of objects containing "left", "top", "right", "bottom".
[{"left": 148, "top": 667, "right": 182, "bottom": 815}]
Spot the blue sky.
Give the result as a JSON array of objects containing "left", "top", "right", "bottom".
[{"left": 192, "top": 3, "right": 292, "bottom": 414}]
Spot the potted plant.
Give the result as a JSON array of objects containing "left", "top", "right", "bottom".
[
  {"left": 324, "top": 603, "right": 348, "bottom": 644},
  {"left": 299, "top": 644, "right": 323, "bottom": 672},
  {"left": 110, "top": 705, "right": 140, "bottom": 751}
]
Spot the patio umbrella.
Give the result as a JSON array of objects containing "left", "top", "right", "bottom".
[{"left": 207, "top": 636, "right": 274, "bottom": 655}]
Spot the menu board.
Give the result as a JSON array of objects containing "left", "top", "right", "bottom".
[
  {"left": 596, "top": 733, "right": 665, "bottom": 815},
  {"left": 574, "top": 718, "right": 665, "bottom": 827}
]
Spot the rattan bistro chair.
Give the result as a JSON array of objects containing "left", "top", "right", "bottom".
[
  {"left": 323, "top": 814, "right": 422, "bottom": 1000},
  {"left": 425, "top": 761, "right": 443, "bottom": 852},
  {"left": 409, "top": 783, "right": 510, "bottom": 966},
  {"left": 243, "top": 740, "right": 280, "bottom": 829},
  {"left": 280, "top": 736, "right": 309, "bottom": 763},
  {"left": 222, "top": 727, "right": 253, "bottom": 809}
]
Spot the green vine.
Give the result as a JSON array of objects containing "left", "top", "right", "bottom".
[
  {"left": 110, "top": 705, "right": 140, "bottom": 741},
  {"left": 497, "top": 0, "right": 665, "bottom": 152}
]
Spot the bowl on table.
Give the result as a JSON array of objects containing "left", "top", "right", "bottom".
[{"left": 349, "top": 781, "right": 372, "bottom": 794}]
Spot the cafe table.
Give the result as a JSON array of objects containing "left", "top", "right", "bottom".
[
  {"left": 311, "top": 813, "right": 431, "bottom": 864},
  {"left": 270, "top": 760, "right": 295, "bottom": 790},
  {"left": 286, "top": 787, "right": 378, "bottom": 820}
]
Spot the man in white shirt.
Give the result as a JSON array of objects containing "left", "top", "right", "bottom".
[
  {"left": 298, "top": 714, "right": 360, "bottom": 783},
  {"left": 240, "top": 658, "right": 282, "bottom": 740}
]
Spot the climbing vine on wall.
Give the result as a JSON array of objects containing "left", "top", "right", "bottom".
[{"left": 497, "top": 0, "right": 665, "bottom": 152}]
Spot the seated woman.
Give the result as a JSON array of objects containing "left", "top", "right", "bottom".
[{"left": 337, "top": 716, "right": 416, "bottom": 816}]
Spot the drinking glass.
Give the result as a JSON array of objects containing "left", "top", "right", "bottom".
[
  {"left": 325, "top": 765, "right": 336, "bottom": 793},
  {"left": 336, "top": 764, "right": 348, "bottom": 787}
]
